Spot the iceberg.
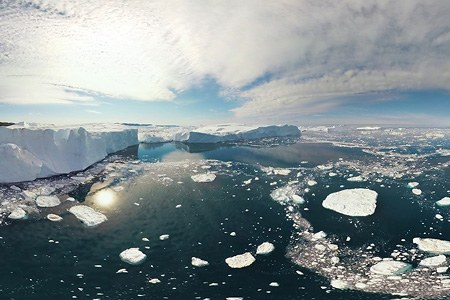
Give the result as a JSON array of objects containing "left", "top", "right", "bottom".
[
  {"left": 413, "top": 238, "right": 450, "bottom": 254},
  {"left": 191, "top": 257, "right": 209, "bottom": 267},
  {"left": 225, "top": 252, "right": 256, "bottom": 268},
  {"left": 256, "top": 242, "right": 275, "bottom": 255},
  {"left": 322, "top": 188, "right": 378, "bottom": 217},
  {"left": 0, "top": 123, "right": 138, "bottom": 183},
  {"left": 68, "top": 205, "right": 107, "bottom": 227},
  {"left": 370, "top": 260, "right": 412, "bottom": 275},
  {"left": 119, "top": 248, "right": 147, "bottom": 265},
  {"left": 174, "top": 124, "right": 300, "bottom": 143}
]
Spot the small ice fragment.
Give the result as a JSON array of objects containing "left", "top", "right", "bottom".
[
  {"left": 47, "top": 214, "right": 63, "bottom": 222},
  {"left": 407, "top": 182, "right": 419, "bottom": 188},
  {"left": 191, "top": 257, "right": 209, "bottom": 267},
  {"left": 436, "top": 214, "right": 444, "bottom": 220},
  {"left": 66, "top": 197, "right": 75, "bottom": 201},
  {"left": 307, "top": 180, "right": 317, "bottom": 186},
  {"left": 269, "top": 282, "right": 279, "bottom": 287},
  {"left": 148, "top": 278, "right": 161, "bottom": 284},
  {"left": 256, "top": 242, "right": 275, "bottom": 255},
  {"left": 437, "top": 267, "right": 448, "bottom": 273},
  {"left": 119, "top": 248, "right": 146, "bottom": 265},
  {"left": 8, "top": 208, "right": 26, "bottom": 220},
  {"left": 225, "top": 252, "right": 255, "bottom": 268},
  {"left": 175, "top": 204, "right": 182, "bottom": 208},
  {"left": 116, "top": 269, "right": 128, "bottom": 274},
  {"left": 142, "top": 237, "right": 150, "bottom": 242},
  {"left": 412, "top": 188, "right": 422, "bottom": 195},
  {"left": 331, "top": 279, "right": 349, "bottom": 289},
  {"left": 230, "top": 232, "right": 236, "bottom": 236},
  {"left": 69, "top": 205, "right": 107, "bottom": 227},
  {"left": 36, "top": 195, "right": 61, "bottom": 208},
  {"left": 436, "top": 197, "right": 450, "bottom": 207},
  {"left": 191, "top": 173, "right": 216, "bottom": 183},
  {"left": 159, "top": 234, "right": 169, "bottom": 240}
]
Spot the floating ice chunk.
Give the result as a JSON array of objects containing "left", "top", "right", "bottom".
[
  {"left": 261, "top": 167, "right": 291, "bottom": 176},
  {"left": 312, "top": 231, "right": 327, "bottom": 240},
  {"left": 435, "top": 214, "right": 444, "bottom": 220},
  {"left": 66, "top": 197, "right": 76, "bottom": 201},
  {"left": 370, "top": 260, "right": 412, "bottom": 276},
  {"left": 36, "top": 195, "right": 61, "bottom": 208},
  {"left": 331, "top": 279, "right": 350, "bottom": 289},
  {"left": 22, "top": 190, "right": 37, "bottom": 201},
  {"left": 436, "top": 197, "right": 450, "bottom": 207},
  {"left": 159, "top": 234, "right": 170, "bottom": 240},
  {"left": 270, "top": 185, "right": 302, "bottom": 204},
  {"left": 269, "top": 282, "right": 279, "bottom": 287},
  {"left": 347, "top": 176, "right": 366, "bottom": 182},
  {"left": 412, "top": 188, "right": 422, "bottom": 195},
  {"left": 225, "top": 252, "right": 256, "bottom": 268},
  {"left": 148, "top": 278, "right": 161, "bottom": 284},
  {"left": 142, "top": 237, "right": 149, "bottom": 242},
  {"left": 116, "top": 268, "right": 128, "bottom": 274},
  {"left": 256, "top": 242, "right": 275, "bottom": 255},
  {"left": 47, "top": 214, "right": 63, "bottom": 222},
  {"left": 68, "top": 205, "right": 107, "bottom": 227},
  {"left": 328, "top": 172, "right": 337, "bottom": 177},
  {"left": 191, "top": 257, "right": 209, "bottom": 267},
  {"left": 8, "top": 208, "right": 26, "bottom": 220},
  {"left": 307, "top": 180, "right": 317, "bottom": 186},
  {"left": 291, "top": 195, "right": 305, "bottom": 204},
  {"left": 419, "top": 255, "right": 447, "bottom": 267},
  {"left": 437, "top": 267, "right": 448, "bottom": 273},
  {"left": 119, "top": 248, "right": 146, "bottom": 265},
  {"left": 322, "top": 188, "right": 378, "bottom": 217},
  {"left": 191, "top": 173, "right": 216, "bottom": 183},
  {"left": 230, "top": 232, "right": 236, "bottom": 236},
  {"left": 407, "top": 182, "right": 419, "bottom": 188},
  {"left": 413, "top": 238, "right": 450, "bottom": 254}
]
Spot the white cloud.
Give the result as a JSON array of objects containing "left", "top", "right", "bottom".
[{"left": 1, "top": 0, "right": 450, "bottom": 121}]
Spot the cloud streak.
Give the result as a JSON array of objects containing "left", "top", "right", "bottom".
[{"left": 1, "top": 0, "right": 450, "bottom": 121}]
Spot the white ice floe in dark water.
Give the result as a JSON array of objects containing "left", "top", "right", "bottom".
[
  {"left": 191, "top": 173, "right": 216, "bottom": 183},
  {"left": 413, "top": 238, "right": 450, "bottom": 254},
  {"left": 225, "top": 252, "right": 256, "bottom": 268},
  {"left": 347, "top": 175, "right": 366, "bottom": 182},
  {"left": 119, "top": 248, "right": 146, "bottom": 265},
  {"left": 256, "top": 242, "right": 275, "bottom": 255},
  {"left": 270, "top": 184, "right": 303, "bottom": 204},
  {"left": 322, "top": 188, "right": 378, "bottom": 217},
  {"left": 261, "top": 166, "right": 291, "bottom": 176},
  {"left": 116, "top": 268, "right": 128, "bottom": 274},
  {"left": 8, "top": 207, "right": 26, "bottom": 220},
  {"left": 36, "top": 195, "right": 61, "bottom": 208},
  {"left": 191, "top": 257, "right": 209, "bottom": 267},
  {"left": 47, "top": 214, "right": 63, "bottom": 222},
  {"left": 412, "top": 188, "right": 422, "bottom": 195},
  {"left": 68, "top": 205, "right": 107, "bottom": 227},
  {"left": 407, "top": 182, "right": 419, "bottom": 188},
  {"left": 419, "top": 255, "right": 447, "bottom": 267},
  {"left": 148, "top": 278, "right": 161, "bottom": 284},
  {"left": 436, "top": 197, "right": 450, "bottom": 207},
  {"left": 159, "top": 234, "right": 170, "bottom": 240},
  {"left": 331, "top": 279, "right": 350, "bottom": 290},
  {"left": 370, "top": 260, "right": 412, "bottom": 276}
]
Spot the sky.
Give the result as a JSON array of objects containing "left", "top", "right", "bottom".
[{"left": 1, "top": 0, "right": 450, "bottom": 126}]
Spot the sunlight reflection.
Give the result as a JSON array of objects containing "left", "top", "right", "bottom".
[{"left": 94, "top": 189, "right": 116, "bottom": 208}]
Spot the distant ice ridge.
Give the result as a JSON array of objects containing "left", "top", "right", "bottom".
[{"left": 0, "top": 123, "right": 138, "bottom": 183}]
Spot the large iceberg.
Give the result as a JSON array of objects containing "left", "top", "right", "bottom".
[{"left": 0, "top": 123, "right": 138, "bottom": 183}]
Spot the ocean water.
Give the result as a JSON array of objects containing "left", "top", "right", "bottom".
[{"left": 1, "top": 128, "right": 450, "bottom": 299}]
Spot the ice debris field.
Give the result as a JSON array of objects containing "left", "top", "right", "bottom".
[{"left": 1, "top": 124, "right": 450, "bottom": 299}]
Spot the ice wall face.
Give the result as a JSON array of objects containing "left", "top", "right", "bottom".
[
  {"left": 0, "top": 125, "right": 138, "bottom": 183},
  {"left": 174, "top": 124, "right": 301, "bottom": 143}
]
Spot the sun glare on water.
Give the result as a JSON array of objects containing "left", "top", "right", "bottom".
[{"left": 94, "top": 189, "right": 116, "bottom": 208}]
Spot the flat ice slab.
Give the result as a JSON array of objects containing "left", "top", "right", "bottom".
[
  {"left": 119, "top": 248, "right": 146, "bottom": 265},
  {"left": 419, "top": 255, "right": 447, "bottom": 267},
  {"left": 370, "top": 260, "right": 412, "bottom": 275},
  {"left": 256, "top": 242, "right": 275, "bottom": 255},
  {"left": 36, "top": 195, "right": 61, "bottom": 208},
  {"left": 191, "top": 173, "right": 216, "bottom": 183},
  {"left": 322, "top": 188, "right": 378, "bottom": 217},
  {"left": 413, "top": 238, "right": 450, "bottom": 254},
  {"left": 436, "top": 197, "right": 450, "bottom": 207},
  {"left": 8, "top": 207, "right": 26, "bottom": 220},
  {"left": 225, "top": 252, "right": 256, "bottom": 268},
  {"left": 191, "top": 257, "right": 209, "bottom": 267},
  {"left": 69, "top": 205, "right": 107, "bottom": 227}
]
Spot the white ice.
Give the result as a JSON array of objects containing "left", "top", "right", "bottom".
[
  {"left": 370, "top": 260, "right": 412, "bottom": 275},
  {"left": 225, "top": 252, "right": 256, "bottom": 268},
  {"left": 419, "top": 255, "right": 447, "bottom": 267},
  {"left": 322, "top": 188, "right": 378, "bottom": 217},
  {"left": 36, "top": 195, "right": 61, "bottom": 208},
  {"left": 436, "top": 197, "right": 450, "bottom": 207},
  {"left": 68, "top": 205, "right": 107, "bottom": 227},
  {"left": 191, "top": 173, "right": 216, "bottom": 183},
  {"left": 119, "top": 248, "right": 146, "bottom": 265},
  {"left": 256, "top": 242, "right": 275, "bottom": 255},
  {"left": 8, "top": 207, "right": 26, "bottom": 220},
  {"left": 413, "top": 238, "right": 450, "bottom": 254},
  {"left": 191, "top": 257, "right": 209, "bottom": 267}
]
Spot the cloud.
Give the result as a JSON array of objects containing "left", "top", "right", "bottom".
[
  {"left": 85, "top": 109, "right": 101, "bottom": 114},
  {"left": 1, "top": 0, "right": 450, "bottom": 121}
]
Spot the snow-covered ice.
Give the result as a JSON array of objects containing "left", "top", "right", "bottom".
[
  {"left": 68, "top": 205, "right": 107, "bottom": 227},
  {"left": 256, "top": 242, "right": 275, "bottom": 255},
  {"left": 370, "top": 260, "right": 412, "bottom": 275},
  {"left": 412, "top": 188, "right": 422, "bottom": 195},
  {"left": 8, "top": 207, "right": 26, "bottom": 220},
  {"left": 47, "top": 214, "right": 63, "bottom": 222},
  {"left": 322, "top": 188, "right": 378, "bottom": 217},
  {"left": 119, "top": 248, "right": 147, "bottom": 265},
  {"left": 159, "top": 234, "right": 170, "bottom": 240},
  {"left": 191, "top": 173, "right": 216, "bottom": 183},
  {"left": 225, "top": 252, "right": 256, "bottom": 268},
  {"left": 419, "top": 255, "right": 447, "bottom": 267},
  {"left": 36, "top": 195, "right": 61, "bottom": 208},
  {"left": 413, "top": 238, "right": 450, "bottom": 254},
  {"left": 191, "top": 257, "right": 209, "bottom": 267},
  {"left": 436, "top": 197, "right": 450, "bottom": 207}
]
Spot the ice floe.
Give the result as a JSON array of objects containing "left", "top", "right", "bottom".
[
  {"left": 159, "top": 234, "right": 170, "bottom": 240},
  {"left": 36, "top": 195, "right": 61, "bottom": 208},
  {"left": 225, "top": 252, "right": 256, "bottom": 268},
  {"left": 8, "top": 207, "right": 26, "bottom": 220},
  {"left": 436, "top": 197, "right": 450, "bottom": 207},
  {"left": 191, "top": 257, "right": 209, "bottom": 267},
  {"left": 270, "top": 184, "right": 302, "bottom": 204},
  {"left": 68, "top": 205, "right": 107, "bottom": 227},
  {"left": 370, "top": 260, "right": 412, "bottom": 276},
  {"left": 419, "top": 255, "right": 447, "bottom": 267},
  {"left": 119, "top": 248, "right": 146, "bottom": 265},
  {"left": 47, "top": 214, "right": 63, "bottom": 222},
  {"left": 191, "top": 173, "right": 216, "bottom": 183},
  {"left": 256, "top": 242, "right": 275, "bottom": 255},
  {"left": 412, "top": 188, "right": 422, "bottom": 195},
  {"left": 413, "top": 238, "right": 450, "bottom": 254},
  {"left": 322, "top": 188, "right": 378, "bottom": 217}
]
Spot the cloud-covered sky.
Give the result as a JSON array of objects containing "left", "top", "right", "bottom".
[{"left": 1, "top": 0, "right": 450, "bottom": 125}]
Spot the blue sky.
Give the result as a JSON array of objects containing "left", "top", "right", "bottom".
[{"left": 1, "top": 1, "right": 450, "bottom": 126}]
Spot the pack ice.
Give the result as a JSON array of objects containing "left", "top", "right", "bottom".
[{"left": 0, "top": 123, "right": 138, "bottom": 183}]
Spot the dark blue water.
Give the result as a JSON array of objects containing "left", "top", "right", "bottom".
[{"left": 1, "top": 140, "right": 449, "bottom": 299}]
